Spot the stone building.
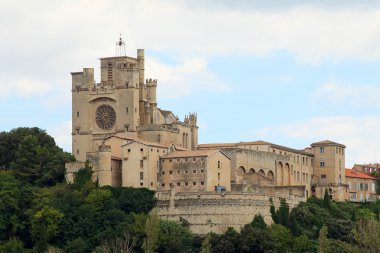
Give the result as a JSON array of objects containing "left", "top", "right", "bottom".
[
  {"left": 66, "top": 44, "right": 198, "bottom": 187},
  {"left": 198, "top": 140, "right": 349, "bottom": 201},
  {"left": 345, "top": 169, "right": 378, "bottom": 202},
  {"left": 65, "top": 43, "right": 350, "bottom": 202},
  {"left": 158, "top": 149, "right": 231, "bottom": 192}
]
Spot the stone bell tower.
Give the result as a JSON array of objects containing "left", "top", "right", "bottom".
[{"left": 71, "top": 36, "right": 144, "bottom": 161}]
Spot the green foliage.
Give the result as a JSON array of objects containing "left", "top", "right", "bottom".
[
  {"left": 250, "top": 213, "right": 267, "bottom": 229},
  {"left": 1, "top": 127, "right": 74, "bottom": 187},
  {"left": 323, "top": 189, "right": 331, "bottom": 209},
  {"left": 157, "top": 220, "right": 194, "bottom": 253},
  {"left": 30, "top": 206, "right": 64, "bottom": 252},
  {"left": 72, "top": 161, "right": 93, "bottom": 189},
  {"left": 270, "top": 198, "right": 290, "bottom": 227},
  {"left": 65, "top": 238, "right": 89, "bottom": 253},
  {"left": 0, "top": 238, "right": 28, "bottom": 253}
]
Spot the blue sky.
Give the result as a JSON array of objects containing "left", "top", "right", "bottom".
[{"left": 1, "top": 0, "right": 380, "bottom": 166}]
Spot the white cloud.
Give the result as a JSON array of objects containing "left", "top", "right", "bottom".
[
  {"left": 46, "top": 120, "right": 72, "bottom": 152},
  {"left": 253, "top": 116, "right": 380, "bottom": 167},
  {"left": 315, "top": 81, "right": 380, "bottom": 107},
  {"left": 145, "top": 57, "right": 228, "bottom": 98},
  {"left": 0, "top": 79, "right": 52, "bottom": 98}
]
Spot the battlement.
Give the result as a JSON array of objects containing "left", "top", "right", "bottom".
[
  {"left": 146, "top": 78, "right": 157, "bottom": 86},
  {"left": 184, "top": 112, "right": 197, "bottom": 126}
]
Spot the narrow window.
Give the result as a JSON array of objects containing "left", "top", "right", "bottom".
[
  {"left": 126, "top": 107, "right": 128, "bottom": 114},
  {"left": 193, "top": 170, "right": 196, "bottom": 173},
  {"left": 193, "top": 182, "right": 196, "bottom": 186},
  {"left": 320, "top": 147, "right": 325, "bottom": 154},
  {"left": 128, "top": 149, "right": 131, "bottom": 152},
  {"left": 140, "top": 172, "right": 143, "bottom": 180},
  {"left": 77, "top": 149, "right": 79, "bottom": 155},
  {"left": 140, "top": 182, "right": 143, "bottom": 186},
  {"left": 177, "top": 182, "right": 180, "bottom": 186},
  {"left": 169, "top": 171, "right": 173, "bottom": 174},
  {"left": 77, "top": 111, "right": 79, "bottom": 117},
  {"left": 140, "top": 160, "right": 143, "bottom": 168},
  {"left": 218, "top": 161, "right": 221, "bottom": 169},
  {"left": 218, "top": 173, "right": 220, "bottom": 181},
  {"left": 162, "top": 183, "right": 165, "bottom": 187},
  {"left": 201, "top": 181, "right": 204, "bottom": 185},
  {"left": 320, "top": 159, "right": 325, "bottom": 167}
]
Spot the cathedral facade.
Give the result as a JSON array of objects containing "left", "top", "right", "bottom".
[{"left": 66, "top": 47, "right": 349, "bottom": 202}]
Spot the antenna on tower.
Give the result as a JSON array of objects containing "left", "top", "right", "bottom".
[{"left": 115, "top": 33, "right": 126, "bottom": 56}]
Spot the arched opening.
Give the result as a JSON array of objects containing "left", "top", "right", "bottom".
[
  {"left": 236, "top": 166, "right": 246, "bottom": 184},
  {"left": 267, "top": 170, "right": 274, "bottom": 180},
  {"left": 249, "top": 168, "right": 255, "bottom": 174},
  {"left": 284, "top": 163, "right": 290, "bottom": 186},
  {"left": 258, "top": 169, "right": 265, "bottom": 176},
  {"left": 277, "top": 161, "right": 284, "bottom": 186}
]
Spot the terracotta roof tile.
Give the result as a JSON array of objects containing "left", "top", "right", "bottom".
[
  {"left": 311, "top": 140, "right": 346, "bottom": 148},
  {"left": 345, "top": 169, "right": 377, "bottom": 179},
  {"left": 162, "top": 149, "right": 221, "bottom": 159}
]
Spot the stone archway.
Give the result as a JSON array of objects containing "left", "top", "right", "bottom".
[
  {"left": 284, "top": 163, "right": 291, "bottom": 186},
  {"left": 249, "top": 168, "right": 255, "bottom": 174},
  {"left": 267, "top": 170, "right": 274, "bottom": 180},
  {"left": 258, "top": 169, "right": 265, "bottom": 176},
  {"left": 236, "top": 166, "right": 246, "bottom": 183},
  {"left": 277, "top": 162, "right": 284, "bottom": 186}
]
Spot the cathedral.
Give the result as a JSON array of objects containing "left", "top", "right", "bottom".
[{"left": 65, "top": 40, "right": 350, "bottom": 203}]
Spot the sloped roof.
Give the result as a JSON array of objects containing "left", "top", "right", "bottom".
[
  {"left": 198, "top": 140, "right": 313, "bottom": 156},
  {"left": 345, "top": 169, "right": 376, "bottom": 180},
  {"left": 311, "top": 140, "right": 346, "bottom": 148},
  {"left": 158, "top": 109, "right": 174, "bottom": 117},
  {"left": 121, "top": 139, "right": 169, "bottom": 149},
  {"left": 161, "top": 149, "right": 230, "bottom": 159}
]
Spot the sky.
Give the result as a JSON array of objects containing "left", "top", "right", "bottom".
[{"left": 1, "top": 0, "right": 380, "bottom": 166}]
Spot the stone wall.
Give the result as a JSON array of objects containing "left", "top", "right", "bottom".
[{"left": 154, "top": 187, "right": 305, "bottom": 234}]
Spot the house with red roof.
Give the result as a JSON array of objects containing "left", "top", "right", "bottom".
[{"left": 345, "top": 169, "right": 378, "bottom": 202}]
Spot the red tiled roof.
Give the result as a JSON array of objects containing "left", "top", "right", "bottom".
[
  {"left": 345, "top": 169, "right": 376, "bottom": 179},
  {"left": 162, "top": 149, "right": 228, "bottom": 159},
  {"left": 311, "top": 140, "right": 346, "bottom": 148}
]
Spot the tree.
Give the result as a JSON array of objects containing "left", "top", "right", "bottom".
[
  {"left": 30, "top": 206, "right": 64, "bottom": 252},
  {"left": 318, "top": 225, "right": 329, "bottom": 253},
  {"left": 6, "top": 128, "right": 74, "bottom": 187},
  {"left": 142, "top": 213, "right": 159, "bottom": 253},
  {"left": 0, "top": 238, "right": 26, "bottom": 253},
  {"left": 157, "top": 220, "right": 194, "bottom": 253},
  {"left": 200, "top": 234, "right": 212, "bottom": 253},
  {"left": 250, "top": 214, "right": 267, "bottom": 229},
  {"left": 323, "top": 189, "right": 331, "bottom": 209},
  {"left": 352, "top": 218, "right": 380, "bottom": 253}
]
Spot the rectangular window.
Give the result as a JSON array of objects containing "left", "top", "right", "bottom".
[
  {"left": 373, "top": 183, "right": 376, "bottom": 192},
  {"left": 320, "top": 159, "right": 325, "bottom": 167},
  {"left": 193, "top": 182, "right": 196, "bottom": 186},
  {"left": 218, "top": 173, "right": 220, "bottom": 181},
  {"left": 297, "top": 172, "right": 300, "bottom": 181},
  {"left": 185, "top": 182, "right": 188, "bottom": 186},
  {"left": 162, "top": 171, "right": 165, "bottom": 175},
  {"left": 302, "top": 157, "right": 305, "bottom": 165},
  {"left": 169, "top": 171, "right": 173, "bottom": 174},
  {"left": 140, "top": 172, "right": 143, "bottom": 180},
  {"left": 201, "top": 181, "right": 204, "bottom": 185},
  {"left": 201, "top": 170, "right": 204, "bottom": 173},
  {"left": 218, "top": 161, "right": 221, "bottom": 169},
  {"left": 365, "top": 183, "right": 369, "bottom": 191},
  {"left": 128, "top": 149, "right": 131, "bottom": 152},
  {"left": 126, "top": 107, "right": 128, "bottom": 114},
  {"left": 297, "top": 156, "right": 299, "bottom": 164},
  {"left": 354, "top": 182, "right": 357, "bottom": 190},
  {"left": 360, "top": 183, "right": 364, "bottom": 191},
  {"left": 177, "top": 182, "right": 180, "bottom": 186},
  {"left": 320, "top": 147, "right": 325, "bottom": 154},
  {"left": 162, "top": 183, "right": 165, "bottom": 187},
  {"left": 135, "top": 107, "right": 137, "bottom": 113},
  {"left": 77, "top": 149, "right": 79, "bottom": 155},
  {"left": 140, "top": 182, "right": 143, "bottom": 186},
  {"left": 140, "top": 148, "right": 143, "bottom": 152},
  {"left": 193, "top": 170, "right": 196, "bottom": 173},
  {"left": 77, "top": 111, "right": 79, "bottom": 117},
  {"left": 140, "top": 160, "right": 143, "bottom": 168}
]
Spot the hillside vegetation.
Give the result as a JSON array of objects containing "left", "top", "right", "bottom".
[{"left": 0, "top": 127, "right": 379, "bottom": 253}]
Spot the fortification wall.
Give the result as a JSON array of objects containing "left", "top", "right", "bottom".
[{"left": 154, "top": 187, "right": 305, "bottom": 234}]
